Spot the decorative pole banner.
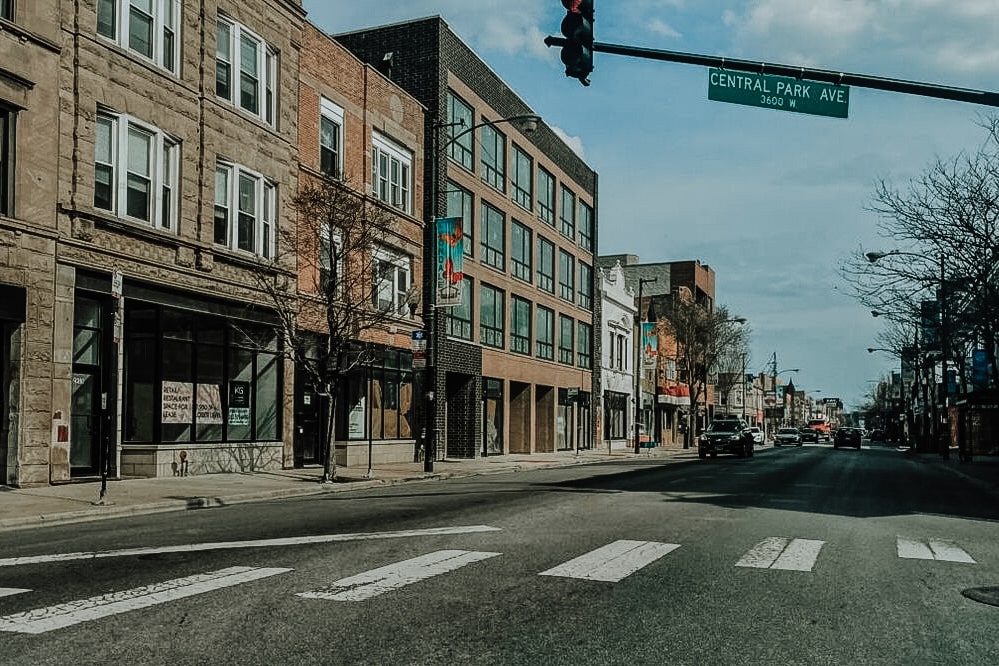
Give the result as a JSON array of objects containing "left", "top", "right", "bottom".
[
  {"left": 435, "top": 217, "right": 464, "bottom": 307},
  {"left": 641, "top": 321, "right": 658, "bottom": 369}
]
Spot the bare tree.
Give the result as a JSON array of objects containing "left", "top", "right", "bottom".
[
  {"left": 841, "top": 115, "right": 999, "bottom": 388},
  {"left": 253, "top": 176, "right": 409, "bottom": 483},
  {"left": 714, "top": 340, "right": 750, "bottom": 417},
  {"left": 658, "top": 292, "right": 748, "bottom": 446}
]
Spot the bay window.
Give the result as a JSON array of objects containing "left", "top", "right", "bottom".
[
  {"left": 97, "top": 0, "right": 179, "bottom": 73},
  {"left": 216, "top": 15, "right": 277, "bottom": 125},
  {"left": 95, "top": 110, "right": 178, "bottom": 231},
  {"left": 214, "top": 161, "right": 275, "bottom": 259}
]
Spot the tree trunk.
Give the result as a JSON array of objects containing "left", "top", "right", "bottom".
[{"left": 320, "top": 387, "right": 338, "bottom": 483}]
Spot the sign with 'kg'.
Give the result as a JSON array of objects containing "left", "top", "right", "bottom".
[{"left": 708, "top": 68, "right": 850, "bottom": 118}]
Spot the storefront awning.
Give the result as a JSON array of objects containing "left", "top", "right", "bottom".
[{"left": 658, "top": 385, "right": 690, "bottom": 406}]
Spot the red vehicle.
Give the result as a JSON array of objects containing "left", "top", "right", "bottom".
[{"left": 807, "top": 417, "right": 832, "bottom": 442}]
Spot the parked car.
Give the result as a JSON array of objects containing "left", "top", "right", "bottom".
[
  {"left": 774, "top": 427, "right": 802, "bottom": 447},
  {"left": 699, "top": 419, "right": 755, "bottom": 458},
  {"left": 799, "top": 427, "right": 819, "bottom": 443},
  {"left": 749, "top": 426, "right": 764, "bottom": 444},
  {"left": 834, "top": 427, "right": 862, "bottom": 450}
]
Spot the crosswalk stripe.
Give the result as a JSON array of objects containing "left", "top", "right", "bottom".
[
  {"left": 538, "top": 540, "right": 681, "bottom": 582},
  {"left": 0, "top": 525, "right": 502, "bottom": 567},
  {"left": 897, "top": 537, "right": 975, "bottom": 563},
  {"left": 0, "top": 588, "right": 30, "bottom": 598},
  {"left": 736, "top": 537, "right": 825, "bottom": 571},
  {"left": 0, "top": 566, "right": 290, "bottom": 634},
  {"left": 298, "top": 550, "right": 500, "bottom": 601}
]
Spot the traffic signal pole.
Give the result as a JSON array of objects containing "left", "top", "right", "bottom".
[{"left": 542, "top": 37, "right": 999, "bottom": 107}]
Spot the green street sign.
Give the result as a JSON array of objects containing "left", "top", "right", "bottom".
[{"left": 708, "top": 68, "right": 849, "bottom": 118}]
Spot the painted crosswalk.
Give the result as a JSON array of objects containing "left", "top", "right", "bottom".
[
  {"left": 736, "top": 537, "right": 826, "bottom": 571},
  {"left": 0, "top": 566, "right": 290, "bottom": 634},
  {"left": 298, "top": 549, "right": 501, "bottom": 601},
  {"left": 0, "top": 533, "right": 985, "bottom": 632},
  {"left": 896, "top": 537, "right": 976, "bottom": 563},
  {"left": 538, "top": 540, "right": 680, "bottom": 582}
]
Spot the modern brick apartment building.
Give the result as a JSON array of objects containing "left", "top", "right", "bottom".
[{"left": 337, "top": 17, "right": 599, "bottom": 458}]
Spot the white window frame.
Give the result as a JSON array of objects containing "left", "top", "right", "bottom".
[
  {"left": 372, "top": 245, "right": 412, "bottom": 318},
  {"left": 319, "top": 224, "right": 343, "bottom": 296},
  {"left": 97, "top": 0, "right": 180, "bottom": 74},
  {"left": 214, "top": 161, "right": 275, "bottom": 259},
  {"left": 216, "top": 15, "right": 277, "bottom": 126},
  {"left": 319, "top": 97, "right": 344, "bottom": 178},
  {"left": 94, "top": 109, "right": 178, "bottom": 232},
  {"left": 371, "top": 132, "right": 412, "bottom": 214}
]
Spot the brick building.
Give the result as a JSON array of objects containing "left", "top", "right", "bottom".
[
  {"left": 597, "top": 255, "right": 718, "bottom": 447},
  {"left": 336, "top": 17, "right": 599, "bottom": 457},
  {"left": 294, "top": 22, "right": 426, "bottom": 468}
]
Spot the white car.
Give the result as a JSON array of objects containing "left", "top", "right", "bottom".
[{"left": 749, "top": 426, "right": 764, "bottom": 444}]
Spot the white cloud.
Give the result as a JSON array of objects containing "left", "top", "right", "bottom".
[
  {"left": 648, "top": 18, "right": 682, "bottom": 40},
  {"left": 552, "top": 126, "right": 586, "bottom": 160}
]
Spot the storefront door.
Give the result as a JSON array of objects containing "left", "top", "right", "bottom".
[{"left": 71, "top": 295, "right": 112, "bottom": 476}]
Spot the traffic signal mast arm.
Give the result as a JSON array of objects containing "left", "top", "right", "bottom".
[{"left": 542, "top": 36, "right": 999, "bottom": 107}]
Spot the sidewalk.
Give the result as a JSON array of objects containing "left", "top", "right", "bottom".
[
  {"left": 0, "top": 445, "right": 696, "bottom": 533},
  {"left": 902, "top": 446, "right": 999, "bottom": 496}
]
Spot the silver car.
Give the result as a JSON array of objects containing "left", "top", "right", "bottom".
[{"left": 774, "top": 427, "right": 802, "bottom": 447}]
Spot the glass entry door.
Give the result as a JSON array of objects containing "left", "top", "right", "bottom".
[{"left": 71, "top": 296, "right": 110, "bottom": 476}]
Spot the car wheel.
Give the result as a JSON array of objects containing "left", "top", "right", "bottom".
[
  {"left": 699, "top": 450, "right": 706, "bottom": 459},
  {"left": 797, "top": 442, "right": 802, "bottom": 447},
  {"left": 710, "top": 452, "right": 717, "bottom": 458},
  {"left": 774, "top": 442, "right": 780, "bottom": 447}
]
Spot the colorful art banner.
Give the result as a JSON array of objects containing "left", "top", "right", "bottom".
[
  {"left": 435, "top": 217, "right": 464, "bottom": 307},
  {"left": 641, "top": 321, "right": 658, "bottom": 369}
]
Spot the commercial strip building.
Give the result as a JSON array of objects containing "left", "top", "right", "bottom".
[
  {"left": 336, "top": 17, "right": 599, "bottom": 459},
  {"left": 597, "top": 255, "right": 720, "bottom": 448},
  {"left": 1, "top": 6, "right": 599, "bottom": 487}
]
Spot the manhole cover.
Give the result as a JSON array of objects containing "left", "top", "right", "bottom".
[{"left": 962, "top": 587, "right": 999, "bottom": 607}]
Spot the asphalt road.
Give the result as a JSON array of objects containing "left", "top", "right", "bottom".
[{"left": 1, "top": 444, "right": 997, "bottom": 665}]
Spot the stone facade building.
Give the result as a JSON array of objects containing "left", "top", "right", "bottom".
[{"left": 337, "top": 17, "right": 599, "bottom": 458}]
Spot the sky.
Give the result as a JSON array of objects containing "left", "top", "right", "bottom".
[{"left": 302, "top": 1, "right": 999, "bottom": 410}]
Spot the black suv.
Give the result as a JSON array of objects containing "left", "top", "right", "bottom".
[
  {"left": 699, "top": 418, "right": 755, "bottom": 458},
  {"left": 834, "top": 428, "right": 862, "bottom": 450}
]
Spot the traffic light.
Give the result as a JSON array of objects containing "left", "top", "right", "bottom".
[{"left": 560, "top": 0, "right": 593, "bottom": 86}]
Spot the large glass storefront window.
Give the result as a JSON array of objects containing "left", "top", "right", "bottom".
[
  {"left": 336, "top": 345, "right": 413, "bottom": 441},
  {"left": 124, "top": 302, "right": 281, "bottom": 443}
]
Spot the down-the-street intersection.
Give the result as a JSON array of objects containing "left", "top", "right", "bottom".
[{"left": 1, "top": 444, "right": 997, "bottom": 665}]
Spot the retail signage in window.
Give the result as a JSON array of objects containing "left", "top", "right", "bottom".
[
  {"left": 228, "top": 381, "right": 250, "bottom": 425},
  {"left": 162, "top": 381, "right": 193, "bottom": 423},
  {"left": 197, "top": 384, "right": 223, "bottom": 424}
]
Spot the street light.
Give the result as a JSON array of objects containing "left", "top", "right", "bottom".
[
  {"left": 423, "top": 113, "right": 542, "bottom": 473},
  {"left": 867, "top": 249, "right": 949, "bottom": 456},
  {"left": 634, "top": 276, "right": 657, "bottom": 454}
]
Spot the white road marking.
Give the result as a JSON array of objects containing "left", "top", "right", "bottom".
[
  {"left": 0, "top": 588, "right": 30, "bottom": 598},
  {"left": 897, "top": 537, "right": 975, "bottom": 563},
  {"left": 0, "top": 525, "right": 502, "bottom": 567},
  {"left": 538, "top": 540, "right": 680, "bottom": 582},
  {"left": 298, "top": 549, "right": 500, "bottom": 601},
  {"left": 736, "top": 537, "right": 825, "bottom": 571},
  {"left": 0, "top": 566, "right": 290, "bottom": 634}
]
